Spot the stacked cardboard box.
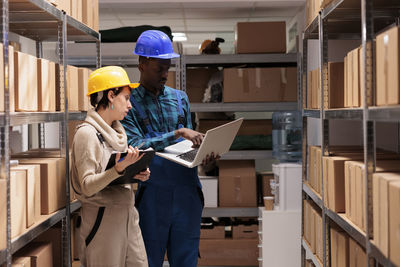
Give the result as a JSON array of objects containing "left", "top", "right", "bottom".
[
  {"left": 232, "top": 224, "right": 258, "bottom": 239},
  {"left": 15, "top": 242, "right": 53, "bottom": 267},
  {"left": 306, "top": 69, "right": 321, "bottom": 109},
  {"left": 37, "top": 58, "right": 56, "bottom": 112},
  {"left": 388, "top": 181, "right": 400, "bottom": 266},
  {"left": 235, "top": 21, "right": 286, "bottom": 54},
  {"left": 10, "top": 169, "right": 27, "bottom": 239},
  {"left": 376, "top": 26, "right": 400, "bottom": 106},
  {"left": 308, "top": 146, "right": 322, "bottom": 194},
  {"left": 327, "top": 62, "right": 345, "bottom": 108},
  {"left": 11, "top": 257, "right": 31, "bottom": 267},
  {"left": 223, "top": 67, "right": 297, "bottom": 102},
  {"left": 78, "top": 67, "right": 91, "bottom": 111},
  {"left": 67, "top": 65, "right": 80, "bottom": 111},
  {"left": 345, "top": 160, "right": 400, "bottom": 232},
  {"left": 0, "top": 180, "right": 6, "bottom": 250},
  {"left": 349, "top": 238, "right": 366, "bottom": 267},
  {"left": 201, "top": 225, "right": 225, "bottom": 239},
  {"left": 303, "top": 199, "right": 322, "bottom": 261},
  {"left": 372, "top": 172, "right": 400, "bottom": 260},
  {"left": 344, "top": 46, "right": 363, "bottom": 108},
  {"left": 305, "top": 0, "right": 321, "bottom": 27},
  {"left": 331, "top": 227, "right": 349, "bottom": 267},
  {"left": 219, "top": 160, "right": 257, "bottom": 207},
  {"left": 14, "top": 51, "right": 38, "bottom": 111}
]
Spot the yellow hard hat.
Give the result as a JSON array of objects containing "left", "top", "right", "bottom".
[{"left": 87, "top": 66, "right": 139, "bottom": 96}]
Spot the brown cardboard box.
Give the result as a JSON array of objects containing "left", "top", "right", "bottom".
[
  {"left": 0, "top": 180, "right": 6, "bottom": 250},
  {"left": 331, "top": 227, "right": 349, "bottom": 267},
  {"left": 55, "top": 0, "right": 71, "bottom": 15},
  {"left": 200, "top": 226, "right": 225, "bottom": 239},
  {"left": 17, "top": 158, "right": 66, "bottom": 214},
  {"left": 82, "top": 0, "right": 93, "bottom": 28},
  {"left": 311, "top": 68, "right": 320, "bottom": 109},
  {"left": 306, "top": 259, "right": 315, "bottom": 267},
  {"left": 232, "top": 224, "right": 258, "bottom": 239},
  {"left": 308, "top": 146, "right": 321, "bottom": 193},
  {"left": 236, "top": 21, "right": 286, "bottom": 54},
  {"left": 310, "top": 206, "right": 316, "bottom": 253},
  {"left": 198, "top": 239, "right": 258, "bottom": 266},
  {"left": 11, "top": 170, "right": 27, "bottom": 238},
  {"left": 359, "top": 47, "right": 365, "bottom": 107},
  {"left": 72, "top": 261, "right": 81, "bottom": 267},
  {"left": 303, "top": 200, "right": 311, "bottom": 246},
  {"left": 71, "top": 0, "right": 83, "bottom": 22},
  {"left": 198, "top": 119, "right": 272, "bottom": 136},
  {"left": 328, "top": 62, "right": 345, "bottom": 108},
  {"left": 16, "top": 242, "right": 53, "bottom": 267},
  {"left": 186, "top": 68, "right": 219, "bottom": 102},
  {"left": 307, "top": 71, "right": 312, "bottom": 108},
  {"left": 92, "top": 0, "right": 99, "bottom": 32},
  {"left": 14, "top": 51, "right": 38, "bottom": 111},
  {"left": 37, "top": 58, "right": 56, "bottom": 112},
  {"left": 67, "top": 65, "right": 79, "bottom": 111},
  {"left": 352, "top": 48, "right": 360, "bottom": 107},
  {"left": 0, "top": 43, "right": 4, "bottom": 112},
  {"left": 11, "top": 165, "right": 41, "bottom": 228},
  {"left": 373, "top": 173, "right": 400, "bottom": 257},
  {"left": 12, "top": 257, "right": 31, "bottom": 267},
  {"left": 389, "top": 181, "right": 400, "bottom": 266},
  {"left": 223, "top": 67, "right": 297, "bottom": 102},
  {"left": 315, "top": 146, "right": 322, "bottom": 194},
  {"left": 345, "top": 51, "right": 353, "bottom": 107},
  {"left": 349, "top": 238, "right": 366, "bottom": 267},
  {"left": 219, "top": 160, "right": 257, "bottom": 207},
  {"left": 344, "top": 55, "right": 348, "bottom": 107},
  {"left": 315, "top": 211, "right": 323, "bottom": 262},
  {"left": 376, "top": 26, "right": 400, "bottom": 106},
  {"left": 9, "top": 45, "right": 15, "bottom": 112},
  {"left": 35, "top": 226, "right": 62, "bottom": 267},
  {"left": 78, "top": 68, "right": 90, "bottom": 111}
]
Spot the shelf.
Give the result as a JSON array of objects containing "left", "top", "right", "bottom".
[
  {"left": 190, "top": 102, "right": 298, "bottom": 112},
  {"left": 202, "top": 207, "right": 258, "bottom": 217},
  {"left": 0, "top": 112, "right": 86, "bottom": 126},
  {"left": 303, "top": 183, "right": 323, "bottom": 209},
  {"left": 304, "top": 16, "right": 319, "bottom": 40},
  {"left": 324, "top": 108, "right": 363, "bottom": 120},
  {"left": 0, "top": 201, "right": 81, "bottom": 264},
  {"left": 302, "top": 238, "right": 322, "bottom": 267},
  {"left": 303, "top": 109, "right": 320, "bottom": 118},
  {"left": 369, "top": 106, "right": 400, "bottom": 122},
  {"left": 325, "top": 209, "right": 366, "bottom": 249},
  {"left": 67, "top": 55, "right": 179, "bottom": 68},
  {"left": 184, "top": 53, "right": 297, "bottom": 66},
  {"left": 220, "top": 150, "right": 272, "bottom": 160},
  {"left": 369, "top": 241, "right": 397, "bottom": 267},
  {"left": 9, "top": 0, "right": 99, "bottom": 42}
]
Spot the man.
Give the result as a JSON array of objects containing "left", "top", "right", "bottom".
[{"left": 121, "top": 30, "right": 212, "bottom": 267}]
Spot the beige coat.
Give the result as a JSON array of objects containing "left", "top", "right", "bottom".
[{"left": 71, "top": 109, "right": 148, "bottom": 267}]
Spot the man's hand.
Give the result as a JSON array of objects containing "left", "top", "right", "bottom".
[
  {"left": 175, "top": 128, "right": 204, "bottom": 147},
  {"left": 202, "top": 152, "right": 220, "bottom": 166}
]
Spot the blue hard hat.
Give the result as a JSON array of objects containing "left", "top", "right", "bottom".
[{"left": 134, "top": 30, "right": 180, "bottom": 59}]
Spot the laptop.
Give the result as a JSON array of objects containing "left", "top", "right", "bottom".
[{"left": 156, "top": 118, "right": 243, "bottom": 168}]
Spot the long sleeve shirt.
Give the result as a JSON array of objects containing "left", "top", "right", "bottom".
[{"left": 121, "top": 85, "right": 193, "bottom": 151}]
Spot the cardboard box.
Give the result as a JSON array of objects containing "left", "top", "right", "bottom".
[
  {"left": 376, "top": 26, "right": 400, "bottom": 106},
  {"left": 92, "top": 0, "right": 99, "bottom": 32},
  {"left": 312, "top": 68, "right": 320, "bottom": 109},
  {"left": 16, "top": 242, "right": 53, "bottom": 267},
  {"left": 11, "top": 165, "right": 41, "bottom": 228},
  {"left": 310, "top": 206, "right": 316, "bottom": 253},
  {"left": 359, "top": 46, "right": 365, "bottom": 107},
  {"left": 389, "top": 181, "right": 400, "bottom": 266},
  {"left": 219, "top": 160, "right": 257, "bottom": 207},
  {"left": 306, "top": 259, "right": 315, "bottom": 267},
  {"left": 0, "top": 180, "right": 6, "bottom": 250},
  {"left": 11, "top": 169, "right": 27, "bottom": 238},
  {"left": 236, "top": 21, "right": 286, "bottom": 54},
  {"left": 78, "top": 68, "right": 90, "bottom": 111},
  {"left": 307, "top": 71, "right": 312, "bottom": 108},
  {"left": 303, "top": 200, "right": 311, "bottom": 246},
  {"left": 200, "top": 176, "right": 217, "bottom": 207},
  {"left": 331, "top": 227, "right": 349, "bottom": 267},
  {"left": 223, "top": 67, "right": 297, "bottom": 102},
  {"left": 14, "top": 51, "right": 38, "bottom": 111},
  {"left": 35, "top": 226, "right": 62, "bottom": 267},
  {"left": 198, "top": 119, "right": 272, "bottom": 136},
  {"left": 232, "top": 224, "right": 258, "bottom": 239},
  {"left": 17, "top": 158, "right": 66, "bottom": 214},
  {"left": 198, "top": 238, "right": 258, "bottom": 266},
  {"left": 72, "top": 261, "right": 81, "bottom": 267},
  {"left": 328, "top": 62, "right": 345, "bottom": 108},
  {"left": 308, "top": 146, "right": 321, "bottom": 194},
  {"left": 55, "top": 0, "right": 71, "bottom": 15},
  {"left": 344, "top": 55, "right": 348, "bottom": 107},
  {"left": 67, "top": 65, "right": 79, "bottom": 111},
  {"left": 345, "top": 51, "right": 353, "bottom": 107},
  {"left": 82, "top": 0, "right": 93, "bottom": 28},
  {"left": 37, "top": 58, "right": 56, "bottom": 112},
  {"left": 71, "top": 0, "right": 83, "bottom": 22},
  {"left": 373, "top": 172, "right": 400, "bottom": 257},
  {"left": 349, "top": 238, "right": 366, "bottom": 267},
  {"left": 0, "top": 43, "right": 4, "bottom": 112},
  {"left": 352, "top": 48, "right": 360, "bottom": 107},
  {"left": 200, "top": 226, "right": 225, "bottom": 239},
  {"left": 9, "top": 45, "right": 15, "bottom": 112},
  {"left": 315, "top": 211, "right": 323, "bottom": 262},
  {"left": 12, "top": 257, "right": 31, "bottom": 267}
]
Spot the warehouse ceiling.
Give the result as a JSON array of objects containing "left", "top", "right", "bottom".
[{"left": 99, "top": 0, "right": 305, "bottom": 54}]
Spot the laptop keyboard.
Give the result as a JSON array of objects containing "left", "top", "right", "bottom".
[{"left": 178, "top": 149, "right": 198, "bottom": 162}]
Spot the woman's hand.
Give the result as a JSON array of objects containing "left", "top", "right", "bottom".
[
  {"left": 134, "top": 168, "right": 150, "bottom": 182},
  {"left": 114, "top": 145, "right": 143, "bottom": 174}
]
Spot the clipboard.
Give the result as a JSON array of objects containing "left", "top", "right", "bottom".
[{"left": 105, "top": 149, "right": 155, "bottom": 186}]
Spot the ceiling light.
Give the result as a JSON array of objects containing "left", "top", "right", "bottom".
[{"left": 172, "top": 32, "right": 187, "bottom": 42}]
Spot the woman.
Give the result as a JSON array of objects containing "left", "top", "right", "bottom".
[{"left": 71, "top": 66, "right": 149, "bottom": 267}]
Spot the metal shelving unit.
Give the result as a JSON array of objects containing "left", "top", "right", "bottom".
[
  {"left": 190, "top": 102, "right": 297, "bottom": 113},
  {"left": 301, "top": 0, "right": 400, "bottom": 266},
  {"left": 302, "top": 183, "right": 323, "bottom": 209},
  {"left": 0, "top": 1, "right": 100, "bottom": 266},
  {"left": 202, "top": 207, "right": 258, "bottom": 218},
  {"left": 184, "top": 53, "right": 297, "bottom": 65}
]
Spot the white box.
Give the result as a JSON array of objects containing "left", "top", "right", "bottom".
[
  {"left": 272, "top": 163, "right": 302, "bottom": 211},
  {"left": 200, "top": 176, "right": 218, "bottom": 207},
  {"left": 260, "top": 210, "right": 301, "bottom": 267}
]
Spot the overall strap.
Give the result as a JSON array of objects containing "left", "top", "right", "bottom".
[
  {"left": 175, "top": 90, "right": 185, "bottom": 129},
  {"left": 130, "top": 94, "right": 155, "bottom": 135}
]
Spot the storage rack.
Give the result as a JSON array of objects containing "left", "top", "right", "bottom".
[
  {"left": 0, "top": 0, "right": 100, "bottom": 266},
  {"left": 301, "top": 0, "right": 400, "bottom": 266},
  {"left": 180, "top": 53, "right": 299, "bottom": 218}
]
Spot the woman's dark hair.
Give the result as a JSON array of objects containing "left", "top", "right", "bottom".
[{"left": 90, "top": 87, "right": 126, "bottom": 111}]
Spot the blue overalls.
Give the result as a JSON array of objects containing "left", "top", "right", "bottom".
[{"left": 130, "top": 90, "right": 204, "bottom": 267}]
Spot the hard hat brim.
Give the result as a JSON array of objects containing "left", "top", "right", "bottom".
[
  {"left": 87, "top": 83, "right": 140, "bottom": 96},
  {"left": 129, "top": 83, "right": 140, "bottom": 89},
  {"left": 133, "top": 51, "right": 180, "bottom": 59}
]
